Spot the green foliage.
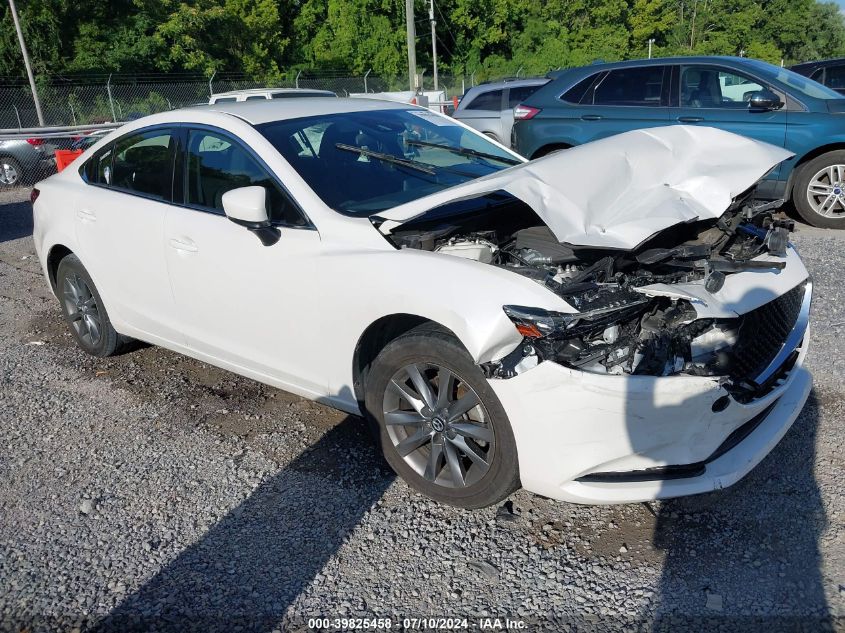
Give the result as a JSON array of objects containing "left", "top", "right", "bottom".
[{"left": 2, "top": 0, "right": 845, "bottom": 80}]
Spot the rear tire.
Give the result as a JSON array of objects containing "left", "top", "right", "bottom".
[
  {"left": 0, "top": 157, "right": 23, "bottom": 187},
  {"left": 364, "top": 324, "right": 520, "bottom": 508},
  {"left": 792, "top": 150, "right": 845, "bottom": 228},
  {"left": 56, "top": 254, "right": 132, "bottom": 357}
]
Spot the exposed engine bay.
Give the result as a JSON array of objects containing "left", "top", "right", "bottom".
[{"left": 386, "top": 190, "right": 801, "bottom": 389}]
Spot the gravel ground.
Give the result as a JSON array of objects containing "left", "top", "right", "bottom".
[{"left": 0, "top": 188, "right": 843, "bottom": 632}]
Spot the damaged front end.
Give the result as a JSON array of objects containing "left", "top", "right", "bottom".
[{"left": 389, "top": 192, "right": 809, "bottom": 399}]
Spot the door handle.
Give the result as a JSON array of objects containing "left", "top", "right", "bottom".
[
  {"left": 677, "top": 116, "right": 704, "bottom": 123},
  {"left": 76, "top": 208, "right": 97, "bottom": 222},
  {"left": 580, "top": 114, "right": 603, "bottom": 121},
  {"left": 169, "top": 238, "right": 198, "bottom": 253}
]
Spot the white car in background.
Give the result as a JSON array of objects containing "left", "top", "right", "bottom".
[
  {"left": 31, "top": 99, "right": 811, "bottom": 507},
  {"left": 209, "top": 88, "right": 336, "bottom": 104}
]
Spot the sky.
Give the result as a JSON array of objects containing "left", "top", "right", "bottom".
[{"left": 838, "top": 0, "right": 845, "bottom": 12}]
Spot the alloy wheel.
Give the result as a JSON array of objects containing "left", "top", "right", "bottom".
[
  {"left": 0, "top": 161, "right": 19, "bottom": 186},
  {"left": 382, "top": 362, "right": 494, "bottom": 489},
  {"left": 62, "top": 273, "right": 103, "bottom": 346},
  {"left": 806, "top": 164, "right": 845, "bottom": 217}
]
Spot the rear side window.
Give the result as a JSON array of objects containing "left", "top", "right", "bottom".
[
  {"left": 465, "top": 89, "right": 504, "bottom": 111},
  {"left": 589, "top": 67, "right": 666, "bottom": 107},
  {"left": 212, "top": 97, "right": 237, "bottom": 103},
  {"left": 82, "top": 144, "right": 115, "bottom": 185},
  {"left": 245, "top": 95, "right": 267, "bottom": 101},
  {"left": 185, "top": 129, "right": 306, "bottom": 227},
  {"left": 561, "top": 74, "right": 601, "bottom": 104},
  {"left": 826, "top": 65, "right": 845, "bottom": 91},
  {"left": 111, "top": 129, "right": 175, "bottom": 200},
  {"left": 507, "top": 85, "right": 542, "bottom": 108}
]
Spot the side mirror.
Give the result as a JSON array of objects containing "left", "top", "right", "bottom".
[
  {"left": 221, "top": 186, "right": 280, "bottom": 246},
  {"left": 748, "top": 90, "right": 783, "bottom": 111}
]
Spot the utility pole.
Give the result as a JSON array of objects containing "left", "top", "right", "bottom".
[
  {"left": 8, "top": 0, "right": 44, "bottom": 126},
  {"left": 405, "top": 0, "right": 417, "bottom": 92},
  {"left": 429, "top": 0, "right": 438, "bottom": 90}
]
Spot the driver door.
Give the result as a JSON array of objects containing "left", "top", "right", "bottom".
[
  {"left": 670, "top": 65, "right": 788, "bottom": 179},
  {"left": 163, "top": 127, "right": 325, "bottom": 395}
]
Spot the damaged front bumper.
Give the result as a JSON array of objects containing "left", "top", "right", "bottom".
[{"left": 488, "top": 313, "right": 812, "bottom": 505}]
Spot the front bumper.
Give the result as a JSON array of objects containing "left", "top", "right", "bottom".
[{"left": 488, "top": 332, "right": 811, "bottom": 505}]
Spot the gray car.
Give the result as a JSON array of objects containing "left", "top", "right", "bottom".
[
  {"left": 0, "top": 138, "right": 56, "bottom": 187},
  {"left": 452, "top": 78, "right": 548, "bottom": 147}
]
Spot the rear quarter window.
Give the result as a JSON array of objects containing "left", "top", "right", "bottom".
[{"left": 465, "top": 89, "right": 504, "bottom": 111}]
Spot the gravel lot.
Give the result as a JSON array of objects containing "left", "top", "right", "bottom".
[{"left": 1, "top": 187, "right": 843, "bottom": 632}]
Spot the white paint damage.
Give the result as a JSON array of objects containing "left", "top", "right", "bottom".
[{"left": 377, "top": 125, "right": 794, "bottom": 250}]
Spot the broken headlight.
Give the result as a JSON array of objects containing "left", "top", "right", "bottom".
[{"left": 501, "top": 289, "right": 716, "bottom": 377}]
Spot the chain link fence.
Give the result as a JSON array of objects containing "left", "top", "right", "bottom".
[{"left": 0, "top": 72, "right": 485, "bottom": 189}]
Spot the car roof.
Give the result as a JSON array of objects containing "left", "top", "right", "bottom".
[
  {"left": 791, "top": 57, "right": 845, "bottom": 71},
  {"left": 547, "top": 55, "right": 763, "bottom": 79},
  {"left": 210, "top": 87, "right": 335, "bottom": 97},
  {"left": 466, "top": 78, "right": 549, "bottom": 92},
  {"left": 185, "top": 97, "right": 418, "bottom": 124}
]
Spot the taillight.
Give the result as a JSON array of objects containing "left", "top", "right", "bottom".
[
  {"left": 30, "top": 188, "right": 40, "bottom": 204},
  {"left": 513, "top": 105, "right": 541, "bottom": 121},
  {"left": 26, "top": 138, "right": 45, "bottom": 146}
]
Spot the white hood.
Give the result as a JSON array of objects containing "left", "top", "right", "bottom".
[{"left": 376, "top": 126, "right": 793, "bottom": 250}]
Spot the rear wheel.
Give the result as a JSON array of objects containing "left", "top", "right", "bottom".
[
  {"left": 792, "top": 150, "right": 845, "bottom": 228},
  {"left": 56, "top": 254, "right": 131, "bottom": 357},
  {"left": 0, "top": 157, "right": 23, "bottom": 187},
  {"left": 364, "top": 325, "right": 520, "bottom": 508}
]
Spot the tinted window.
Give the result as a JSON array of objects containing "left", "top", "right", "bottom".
[
  {"left": 680, "top": 67, "right": 764, "bottom": 108},
  {"left": 507, "top": 85, "right": 542, "bottom": 108},
  {"left": 271, "top": 91, "right": 333, "bottom": 99},
  {"left": 561, "top": 74, "right": 600, "bottom": 104},
  {"left": 810, "top": 68, "right": 824, "bottom": 82},
  {"left": 826, "top": 65, "right": 845, "bottom": 91},
  {"left": 212, "top": 97, "right": 237, "bottom": 103},
  {"left": 465, "top": 89, "right": 504, "bottom": 111},
  {"left": 111, "top": 129, "right": 174, "bottom": 199},
  {"left": 83, "top": 144, "right": 115, "bottom": 185},
  {"left": 185, "top": 129, "right": 305, "bottom": 226},
  {"left": 591, "top": 67, "right": 665, "bottom": 106},
  {"left": 245, "top": 95, "right": 266, "bottom": 101}
]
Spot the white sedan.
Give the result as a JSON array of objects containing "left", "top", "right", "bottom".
[{"left": 32, "top": 99, "right": 812, "bottom": 507}]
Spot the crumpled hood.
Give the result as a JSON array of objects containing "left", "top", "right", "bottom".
[{"left": 376, "top": 126, "right": 793, "bottom": 250}]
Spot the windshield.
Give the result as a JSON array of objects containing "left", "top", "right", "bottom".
[
  {"left": 747, "top": 59, "right": 842, "bottom": 100},
  {"left": 256, "top": 109, "right": 521, "bottom": 214}
]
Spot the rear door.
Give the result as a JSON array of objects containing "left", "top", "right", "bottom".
[
  {"left": 567, "top": 65, "right": 672, "bottom": 142},
  {"left": 74, "top": 127, "right": 182, "bottom": 343},
  {"left": 670, "top": 64, "right": 788, "bottom": 178}
]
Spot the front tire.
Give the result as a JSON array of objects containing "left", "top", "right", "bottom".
[
  {"left": 792, "top": 150, "right": 845, "bottom": 228},
  {"left": 56, "top": 254, "right": 130, "bottom": 357},
  {"left": 364, "top": 325, "right": 520, "bottom": 508}
]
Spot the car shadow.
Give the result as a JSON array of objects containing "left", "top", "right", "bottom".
[
  {"left": 91, "top": 414, "right": 395, "bottom": 632},
  {"left": 648, "top": 390, "right": 831, "bottom": 630},
  {"left": 0, "top": 198, "right": 34, "bottom": 243}
]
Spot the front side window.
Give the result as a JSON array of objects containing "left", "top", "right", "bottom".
[
  {"left": 185, "top": 129, "right": 306, "bottom": 227},
  {"left": 680, "top": 67, "right": 765, "bottom": 108},
  {"left": 257, "top": 108, "right": 520, "bottom": 214},
  {"left": 82, "top": 144, "right": 115, "bottom": 185},
  {"left": 465, "top": 89, "right": 504, "bottom": 111},
  {"left": 110, "top": 129, "right": 175, "bottom": 200}
]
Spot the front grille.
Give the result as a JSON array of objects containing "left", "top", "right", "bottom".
[{"left": 730, "top": 282, "right": 807, "bottom": 383}]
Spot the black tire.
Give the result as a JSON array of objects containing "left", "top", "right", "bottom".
[
  {"left": 531, "top": 144, "right": 571, "bottom": 159},
  {"left": 364, "top": 324, "right": 520, "bottom": 508},
  {"left": 0, "top": 156, "right": 23, "bottom": 188},
  {"left": 56, "top": 254, "right": 131, "bottom": 357},
  {"left": 792, "top": 150, "right": 845, "bottom": 229}
]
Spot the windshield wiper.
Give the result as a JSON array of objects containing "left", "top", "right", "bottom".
[
  {"left": 404, "top": 139, "right": 522, "bottom": 166},
  {"left": 335, "top": 143, "right": 435, "bottom": 175}
]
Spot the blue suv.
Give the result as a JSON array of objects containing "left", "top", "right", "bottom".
[{"left": 512, "top": 56, "right": 845, "bottom": 228}]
